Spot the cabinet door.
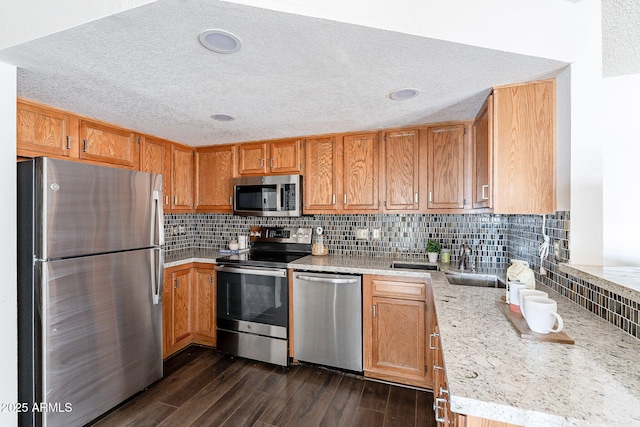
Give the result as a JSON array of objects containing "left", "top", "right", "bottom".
[
  {"left": 196, "top": 145, "right": 234, "bottom": 212},
  {"left": 192, "top": 266, "right": 216, "bottom": 342},
  {"left": 343, "top": 133, "right": 379, "bottom": 211},
  {"left": 304, "top": 136, "right": 340, "bottom": 212},
  {"left": 237, "top": 142, "right": 267, "bottom": 175},
  {"left": 170, "top": 268, "right": 192, "bottom": 353},
  {"left": 141, "top": 136, "right": 172, "bottom": 208},
  {"left": 171, "top": 144, "right": 195, "bottom": 211},
  {"left": 492, "top": 80, "right": 556, "bottom": 214},
  {"left": 269, "top": 139, "right": 301, "bottom": 173},
  {"left": 383, "top": 130, "right": 419, "bottom": 211},
  {"left": 17, "top": 101, "right": 77, "bottom": 158},
  {"left": 472, "top": 96, "right": 493, "bottom": 209},
  {"left": 370, "top": 296, "right": 426, "bottom": 381},
  {"left": 427, "top": 125, "right": 465, "bottom": 209},
  {"left": 79, "top": 120, "right": 138, "bottom": 168}
]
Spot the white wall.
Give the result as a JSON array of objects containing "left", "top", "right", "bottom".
[
  {"left": 229, "top": 0, "right": 579, "bottom": 62},
  {"left": 0, "top": 0, "right": 156, "bottom": 50},
  {"left": 603, "top": 73, "right": 640, "bottom": 266},
  {"left": 0, "top": 61, "right": 17, "bottom": 426}
]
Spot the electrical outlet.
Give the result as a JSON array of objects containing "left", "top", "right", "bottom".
[
  {"left": 355, "top": 227, "right": 368, "bottom": 240},
  {"left": 372, "top": 228, "right": 381, "bottom": 240},
  {"left": 553, "top": 241, "right": 560, "bottom": 259}
]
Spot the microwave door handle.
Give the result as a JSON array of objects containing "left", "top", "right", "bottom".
[{"left": 278, "top": 185, "right": 283, "bottom": 212}]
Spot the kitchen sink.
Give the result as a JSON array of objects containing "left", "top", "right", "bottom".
[
  {"left": 389, "top": 261, "right": 440, "bottom": 271},
  {"left": 444, "top": 272, "right": 506, "bottom": 288}
]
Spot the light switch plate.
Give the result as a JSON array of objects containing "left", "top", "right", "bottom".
[{"left": 372, "top": 228, "right": 381, "bottom": 240}]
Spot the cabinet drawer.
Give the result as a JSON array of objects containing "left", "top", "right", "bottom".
[{"left": 371, "top": 276, "right": 426, "bottom": 300}]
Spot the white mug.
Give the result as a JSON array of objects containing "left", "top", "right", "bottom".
[
  {"left": 524, "top": 297, "right": 564, "bottom": 334},
  {"left": 508, "top": 282, "right": 528, "bottom": 313},
  {"left": 518, "top": 289, "right": 548, "bottom": 319},
  {"left": 238, "top": 235, "right": 248, "bottom": 250}
]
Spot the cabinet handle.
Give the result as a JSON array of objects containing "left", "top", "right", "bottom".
[
  {"left": 414, "top": 192, "right": 418, "bottom": 204},
  {"left": 482, "top": 184, "right": 489, "bottom": 200},
  {"left": 332, "top": 194, "right": 336, "bottom": 205},
  {"left": 429, "top": 191, "right": 433, "bottom": 203},
  {"left": 372, "top": 304, "right": 377, "bottom": 318},
  {"left": 440, "top": 386, "right": 449, "bottom": 396},
  {"left": 344, "top": 194, "right": 347, "bottom": 205},
  {"left": 270, "top": 158, "right": 274, "bottom": 168},
  {"left": 65, "top": 135, "right": 71, "bottom": 150},
  {"left": 434, "top": 398, "right": 447, "bottom": 424},
  {"left": 260, "top": 158, "right": 265, "bottom": 169},
  {"left": 174, "top": 278, "right": 179, "bottom": 289},
  {"left": 174, "top": 195, "right": 178, "bottom": 205},
  {"left": 429, "top": 332, "right": 439, "bottom": 350},
  {"left": 209, "top": 275, "right": 213, "bottom": 285},
  {"left": 82, "top": 139, "right": 88, "bottom": 152},
  {"left": 229, "top": 196, "right": 233, "bottom": 206}
]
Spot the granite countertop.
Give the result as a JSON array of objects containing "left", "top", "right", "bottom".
[
  {"left": 559, "top": 264, "right": 640, "bottom": 303},
  {"left": 289, "top": 255, "right": 640, "bottom": 427},
  {"left": 164, "top": 248, "right": 220, "bottom": 267}
]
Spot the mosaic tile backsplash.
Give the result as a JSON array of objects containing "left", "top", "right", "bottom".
[{"left": 164, "top": 211, "right": 640, "bottom": 340}]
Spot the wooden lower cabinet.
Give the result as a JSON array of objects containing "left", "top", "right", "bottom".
[
  {"left": 363, "top": 274, "right": 434, "bottom": 388},
  {"left": 163, "top": 263, "right": 216, "bottom": 359}
]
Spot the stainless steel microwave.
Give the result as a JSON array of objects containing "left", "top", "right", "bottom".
[{"left": 233, "top": 175, "right": 302, "bottom": 217}]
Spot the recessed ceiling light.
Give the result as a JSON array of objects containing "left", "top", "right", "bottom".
[
  {"left": 199, "top": 30, "right": 241, "bottom": 54},
  {"left": 389, "top": 88, "right": 419, "bottom": 101},
  {"left": 211, "top": 114, "right": 235, "bottom": 122}
]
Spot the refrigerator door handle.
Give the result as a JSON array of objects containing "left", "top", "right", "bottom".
[
  {"left": 153, "top": 190, "right": 165, "bottom": 246},
  {"left": 152, "top": 248, "right": 164, "bottom": 305}
]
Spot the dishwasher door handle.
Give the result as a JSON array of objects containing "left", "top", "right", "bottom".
[{"left": 295, "top": 274, "right": 360, "bottom": 284}]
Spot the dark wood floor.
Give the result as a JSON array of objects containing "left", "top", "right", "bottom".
[{"left": 91, "top": 346, "right": 436, "bottom": 427}]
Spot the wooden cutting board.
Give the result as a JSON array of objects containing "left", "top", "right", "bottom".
[{"left": 496, "top": 301, "right": 575, "bottom": 344}]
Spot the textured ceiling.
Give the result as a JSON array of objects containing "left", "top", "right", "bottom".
[
  {"left": 602, "top": 0, "right": 640, "bottom": 77},
  {"left": 0, "top": 0, "right": 568, "bottom": 146}
]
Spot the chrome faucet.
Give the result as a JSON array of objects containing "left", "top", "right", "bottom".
[{"left": 458, "top": 243, "right": 473, "bottom": 270}]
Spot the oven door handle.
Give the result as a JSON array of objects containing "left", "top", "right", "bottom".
[
  {"left": 295, "top": 274, "right": 360, "bottom": 284},
  {"left": 214, "top": 265, "right": 287, "bottom": 278}
]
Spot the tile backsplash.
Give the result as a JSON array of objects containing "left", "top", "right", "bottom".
[
  {"left": 165, "top": 213, "right": 510, "bottom": 264},
  {"left": 164, "top": 211, "right": 640, "bottom": 340}
]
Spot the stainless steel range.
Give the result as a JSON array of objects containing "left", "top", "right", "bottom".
[{"left": 214, "top": 226, "right": 312, "bottom": 366}]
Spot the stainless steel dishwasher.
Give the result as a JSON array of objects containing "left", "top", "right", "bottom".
[{"left": 293, "top": 272, "right": 363, "bottom": 372}]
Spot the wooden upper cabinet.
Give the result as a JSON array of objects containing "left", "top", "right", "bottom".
[
  {"left": 140, "top": 136, "right": 172, "bottom": 208},
  {"left": 171, "top": 144, "right": 195, "bottom": 211},
  {"left": 79, "top": 119, "right": 138, "bottom": 168},
  {"left": 17, "top": 100, "right": 78, "bottom": 159},
  {"left": 196, "top": 145, "right": 235, "bottom": 212},
  {"left": 382, "top": 129, "right": 420, "bottom": 211},
  {"left": 343, "top": 133, "right": 379, "bottom": 211},
  {"left": 270, "top": 139, "right": 302, "bottom": 173},
  {"left": 492, "top": 79, "right": 556, "bottom": 214},
  {"left": 303, "top": 136, "right": 340, "bottom": 213},
  {"left": 427, "top": 124, "right": 465, "bottom": 209},
  {"left": 237, "top": 139, "right": 302, "bottom": 176},
  {"left": 472, "top": 96, "right": 493, "bottom": 209},
  {"left": 237, "top": 142, "right": 267, "bottom": 175}
]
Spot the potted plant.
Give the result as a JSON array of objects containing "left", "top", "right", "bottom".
[{"left": 426, "top": 239, "right": 441, "bottom": 263}]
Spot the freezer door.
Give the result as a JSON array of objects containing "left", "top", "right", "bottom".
[
  {"left": 38, "top": 249, "right": 162, "bottom": 426},
  {"left": 29, "top": 157, "right": 163, "bottom": 259}
]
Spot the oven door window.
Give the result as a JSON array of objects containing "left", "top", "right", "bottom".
[
  {"left": 217, "top": 271, "right": 287, "bottom": 327},
  {"left": 235, "top": 185, "right": 278, "bottom": 212}
]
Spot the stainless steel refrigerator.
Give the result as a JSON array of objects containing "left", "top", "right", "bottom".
[{"left": 17, "top": 157, "right": 164, "bottom": 426}]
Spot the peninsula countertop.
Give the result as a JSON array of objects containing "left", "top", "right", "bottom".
[{"left": 289, "top": 255, "right": 640, "bottom": 427}]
